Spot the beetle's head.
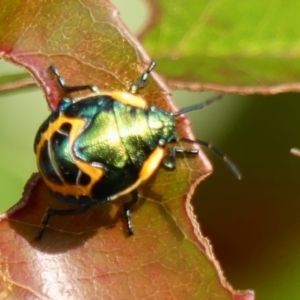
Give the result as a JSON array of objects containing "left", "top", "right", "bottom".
[{"left": 147, "top": 106, "right": 177, "bottom": 143}]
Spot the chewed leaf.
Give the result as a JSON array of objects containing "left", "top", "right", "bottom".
[{"left": 0, "top": 0, "right": 253, "bottom": 299}]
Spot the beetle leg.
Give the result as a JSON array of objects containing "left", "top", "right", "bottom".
[
  {"left": 36, "top": 206, "right": 90, "bottom": 239},
  {"left": 163, "top": 147, "right": 199, "bottom": 170},
  {"left": 123, "top": 190, "right": 139, "bottom": 235},
  {"left": 50, "top": 64, "right": 100, "bottom": 93},
  {"left": 129, "top": 61, "right": 156, "bottom": 94}
]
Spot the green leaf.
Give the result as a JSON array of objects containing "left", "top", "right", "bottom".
[{"left": 141, "top": 0, "right": 300, "bottom": 93}]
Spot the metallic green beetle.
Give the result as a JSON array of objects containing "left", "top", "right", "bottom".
[{"left": 34, "top": 62, "right": 241, "bottom": 239}]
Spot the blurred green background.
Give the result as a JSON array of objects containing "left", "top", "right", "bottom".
[{"left": 1, "top": 1, "right": 300, "bottom": 299}]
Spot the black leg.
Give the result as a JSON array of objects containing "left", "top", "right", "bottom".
[
  {"left": 129, "top": 61, "right": 156, "bottom": 94},
  {"left": 163, "top": 147, "right": 199, "bottom": 170},
  {"left": 50, "top": 64, "right": 100, "bottom": 93},
  {"left": 123, "top": 190, "right": 139, "bottom": 235},
  {"left": 36, "top": 206, "right": 90, "bottom": 240}
]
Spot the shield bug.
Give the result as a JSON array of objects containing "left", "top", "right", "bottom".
[{"left": 34, "top": 62, "right": 241, "bottom": 239}]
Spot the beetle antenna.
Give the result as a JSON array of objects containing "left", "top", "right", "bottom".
[
  {"left": 171, "top": 94, "right": 224, "bottom": 116},
  {"left": 178, "top": 137, "right": 242, "bottom": 180}
]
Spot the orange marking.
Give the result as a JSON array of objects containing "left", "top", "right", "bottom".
[
  {"left": 111, "top": 91, "right": 148, "bottom": 109},
  {"left": 36, "top": 113, "right": 104, "bottom": 198},
  {"left": 110, "top": 146, "right": 165, "bottom": 200},
  {"left": 139, "top": 147, "right": 165, "bottom": 180},
  {"left": 70, "top": 91, "right": 148, "bottom": 109}
]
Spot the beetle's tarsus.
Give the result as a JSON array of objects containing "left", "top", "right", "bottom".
[
  {"left": 163, "top": 147, "right": 199, "bottom": 170},
  {"left": 124, "top": 190, "right": 139, "bottom": 236},
  {"left": 49, "top": 64, "right": 100, "bottom": 94},
  {"left": 129, "top": 61, "right": 156, "bottom": 94}
]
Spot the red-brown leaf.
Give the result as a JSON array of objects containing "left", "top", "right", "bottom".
[{"left": 0, "top": 1, "right": 254, "bottom": 299}]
